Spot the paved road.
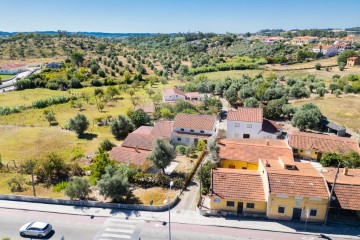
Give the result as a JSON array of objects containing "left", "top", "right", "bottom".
[
  {"left": 0, "top": 208, "right": 106, "bottom": 240},
  {"left": 0, "top": 69, "right": 38, "bottom": 92}
]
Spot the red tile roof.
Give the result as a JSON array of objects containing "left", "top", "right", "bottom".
[
  {"left": 172, "top": 131, "right": 211, "bottom": 140},
  {"left": 121, "top": 131, "right": 158, "bottom": 151},
  {"left": 173, "top": 113, "right": 217, "bottom": 131},
  {"left": 347, "top": 57, "right": 359, "bottom": 61},
  {"left": 322, "top": 168, "right": 360, "bottom": 210},
  {"left": 163, "top": 88, "right": 186, "bottom": 97},
  {"left": 151, "top": 120, "right": 174, "bottom": 138},
  {"left": 262, "top": 119, "right": 282, "bottom": 135},
  {"left": 288, "top": 132, "right": 359, "bottom": 154},
  {"left": 185, "top": 92, "right": 201, "bottom": 99},
  {"left": 219, "top": 138, "right": 293, "bottom": 163},
  {"left": 134, "top": 105, "right": 155, "bottom": 114},
  {"left": 261, "top": 158, "right": 329, "bottom": 199},
  {"left": 227, "top": 108, "right": 263, "bottom": 123},
  {"left": 133, "top": 126, "right": 154, "bottom": 135},
  {"left": 109, "top": 146, "right": 150, "bottom": 166},
  {"left": 0, "top": 62, "right": 26, "bottom": 69},
  {"left": 212, "top": 168, "right": 266, "bottom": 202}
]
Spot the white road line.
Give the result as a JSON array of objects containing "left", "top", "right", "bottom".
[
  {"left": 108, "top": 218, "right": 138, "bottom": 223},
  {"left": 102, "top": 233, "right": 131, "bottom": 239},
  {"left": 106, "top": 223, "right": 136, "bottom": 228},
  {"left": 105, "top": 228, "right": 133, "bottom": 234}
]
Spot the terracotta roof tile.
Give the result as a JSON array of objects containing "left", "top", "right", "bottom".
[
  {"left": 321, "top": 168, "right": 360, "bottom": 185},
  {"left": 262, "top": 158, "right": 329, "bottom": 199},
  {"left": 329, "top": 184, "right": 360, "bottom": 210},
  {"left": 288, "top": 132, "right": 359, "bottom": 154},
  {"left": 347, "top": 57, "right": 359, "bottom": 61},
  {"left": 109, "top": 146, "right": 150, "bottom": 166},
  {"left": 212, "top": 168, "right": 266, "bottom": 202},
  {"left": 134, "top": 105, "right": 155, "bottom": 114},
  {"left": 262, "top": 119, "right": 282, "bottom": 135},
  {"left": 227, "top": 108, "right": 263, "bottom": 123},
  {"left": 0, "top": 62, "right": 26, "bottom": 69},
  {"left": 151, "top": 120, "right": 174, "bottom": 138},
  {"left": 173, "top": 113, "right": 217, "bottom": 131},
  {"left": 219, "top": 138, "right": 293, "bottom": 163},
  {"left": 133, "top": 126, "right": 154, "bottom": 135},
  {"left": 163, "top": 88, "right": 186, "bottom": 97},
  {"left": 121, "top": 131, "right": 158, "bottom": 151}
]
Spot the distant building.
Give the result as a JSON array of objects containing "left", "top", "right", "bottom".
[
  {"left": 347, "top": 57, "right": 360, "bottom": 67},
  {"left": 171, "top": 113, "right": 218, "bottom": 146},
  {"left": 334, "top": 42, "right": 352, "bottom": 52},
  {"left": 0, "top": 63, "right": 27, "bottom": 74},
  {"left": 312, "top": 45, "right": 338, "bottom": 57},
  {"left": 134, "top": 105, "right": 155, "bottom": 118},
  {"left": 226, "top": 108, "right": 282, "bottom": 139},
  {"left": 45, "top": 62, "right": 62, "bottom": 69},
  {"left": 163, "top": 88, "right": 202, "bottom": 102},
  {"left": 291, "top": 36, "right": 318, "bottom": 46}
]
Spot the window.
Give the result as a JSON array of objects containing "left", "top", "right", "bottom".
[
  {"left": 177, "top": 138, "right": 181, "bottom": 141},
  {"left": 243, "top": 134, "right": 250, "bottom": 138},
  {"left": 229, "top": 164, "right": 235, "bottom": 169},
  {"left": 235, "top": 123, "right": 240, "bottom": 127},
  {"left": 293, "top": 149, "right": 298, "bottom": 153},
  {"left": 180, "top": 128, "right": 184, "bottom": 132},
  {"left": 310, "top": 209, "right": 317, "bottom": 217},
  {"left": 190, "top": 129, "right": 194, "bottom": 133},
  {"left": 200, "top": 130, "right": 204, "bottom": 133},
  {"left": 242, "top": 167, "right": 247, "bottom": 170},
  {"left": 226, "top": 201, "right": 235, "bottom": 207},
  {"left": 278, "top": 206, "right": 285, "bottom": 214},
  {"left": 246, "top": 203, "right": 255, "bottom": 209},
  {"left": 247, "top": 124, "right": 252, "bottom": 128}
]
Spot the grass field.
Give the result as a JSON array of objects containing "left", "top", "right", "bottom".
[
  {"left": 292, "top": 94, "right": 360, "bottom": 133},
  {"left": 0, "top": 79, "right": 183, "bottom": 165},
  {"left": 0, "top": 74, "right": 15, "bottom": 80}
]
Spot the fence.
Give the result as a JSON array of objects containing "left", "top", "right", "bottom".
[
  {"left": 0, "top": 193, "right": 180, "bottom": 212},
  {"left": 182, "top": 149, "right": 206, "bottom": 192}
]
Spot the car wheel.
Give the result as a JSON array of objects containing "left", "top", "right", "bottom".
[
  {"left": 38, "top": 234, "right": 43, "bottom": 238},
  {"left": 20, "top": 232, "right": 25, "bottom": 237}
]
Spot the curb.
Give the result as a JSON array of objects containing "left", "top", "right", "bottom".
[{"left": 0, "top": 206, "right": 358, "bottom": 239}]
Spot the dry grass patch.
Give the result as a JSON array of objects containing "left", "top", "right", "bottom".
[
  {"left": 132, "top": 187, "right": 177, "bottom": 205},
  {"left": 292, "top": 94, "right": 360, "bottom": 133}
]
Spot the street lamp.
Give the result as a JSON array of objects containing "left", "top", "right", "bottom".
[{"left": 167, "top": 181, "right": 174, "bottom": 240}]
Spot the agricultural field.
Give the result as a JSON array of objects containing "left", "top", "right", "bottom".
[{"left": 292, "top": 94, "right": 360, "bottom": 134}]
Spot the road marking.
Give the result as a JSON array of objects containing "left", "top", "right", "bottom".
[
  {"left": 106, "top": 223, "right": 136, "bottom": 228},
  {"left": 107, "top": 218, "right": 138, "bottom": 223},
  {"left": 102, "top": 233, "right": 131, "bottom": 239},
  {"left": 105, "top": 228, "right": 133, "bottom": 234}
]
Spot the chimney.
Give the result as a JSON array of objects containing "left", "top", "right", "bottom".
[
  {"left": 265, "top": 160, "right": 270, "bottom": 167},
  {"left": 343, "top": 167, "right": 348, "bottom": 176},
  {"left": 135, "top": 140, "right": 139, "bottom": 153},
  {"left": 266, "top": 140, "right": 270, "bottom": 146}
]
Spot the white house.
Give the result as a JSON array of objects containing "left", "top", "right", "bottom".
[
  {"left": 163, "top": 88, "right": 202, "bottom": 102},
  {"left": 0, "top": 63, "right": 28, "bottom": 75},
  {"left": 171, "top": 113, "right": 218, "bottom": 146},
  {"left": 226, "top": 107, "right": 282, "bottom": 139},
  {"left": 321, "top": 45, "right": 338, "bottom": 57}
]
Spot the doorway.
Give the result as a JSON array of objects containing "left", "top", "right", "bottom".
[
  {"left": 237, "top": 202, "right": 243, "bottom": 214},
  {"left": 292, "top": 208, "right": 302, "bottom": 221},
  {"left": 243, "top": 134, "right": 250, "bottom": 138}
]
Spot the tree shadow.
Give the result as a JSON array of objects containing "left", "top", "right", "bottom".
[{"left": 79, "top": 133, "right": 98, "bottom": 140}]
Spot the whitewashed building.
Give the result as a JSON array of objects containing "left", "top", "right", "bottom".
[
  {"left": 226, "top": 108, "right": 282, "bottom": 139},
  {"left": 171, "top": 113, "right": 218, "bottom": 146},
  {"left": 163, "top": 88, "right": 202, "bottom": 102},
  {"left": 0, "top": 63, "right": 28, "bottom": 74}
]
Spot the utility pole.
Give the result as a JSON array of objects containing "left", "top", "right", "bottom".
[
  {"left": 199, "top": 163, "right": 202, "bottom": 201},
  {"left": 324, "top": 166, "right": 340, "bottom": 225},
  {"left": 30, "top": 160, "right": 36, "bottom": 197}
]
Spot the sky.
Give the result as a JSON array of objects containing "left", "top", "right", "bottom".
[{"left": 1, "top": 0, "right": 360, "bottom": 33}]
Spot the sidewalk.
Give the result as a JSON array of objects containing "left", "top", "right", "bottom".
[{"left": 0, "top": 200, "right": 359, "bottom": 239}]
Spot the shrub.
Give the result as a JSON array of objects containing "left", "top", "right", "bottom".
[
  {"left": 339, "top": 62, "right": 345, "bottom": 71},
  {"left": 65, "top": 177, "right": 91, "bottom": 200},
  {"left": 343, "top": 84, "right": 353, "bottom": 94},
  {"left": 315, "top": 63, "right": 321, "bottom": 70},
  {"left": 197, "top": 140, "right": 206, "bottom": 151},
  {"left": 0, "top": 106, "right": 23, "bottom": 115},
  {"left": 32, "top": 96, "right": 71, "bottom": 109},
  {"left": 53, "top": 181, "right": 68, "bottom": 192},
  {"left": 175, "top": 145, "right": 187, "bottom": 155},
  {"left": 67, "top": 113, "right": 90, "bottom": 136},
  {"left": 91, "top": 79, "right": 102, "bottom": 86},
  {"left": 320, "top": 152, "right": 342, "bottom": 167},
  {"left": 333, "top": 89, "right": 342, "bottom": 97},
  {"left": 7, "top": 176, "right": 26, "bottom": 192},
  {"left": 97, "top": 166, "right": 130, "bottom": 202},
  {"left": 100, "top": 139, "right": 116, "bottom": 151}
]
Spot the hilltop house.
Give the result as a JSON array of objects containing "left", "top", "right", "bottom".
[
  {"left": 170, "top": 113, "right": 218, "bottom": 146},
  {"left": 109, "top": 120, "right": 174, "bottom": 171},
  {"left": 0, "top": 63, "right": 27, "bottom": 74},
  {"left": 163, "top": 88, "right": 202, "bottom": 102},
  {"left": 226, "top": 108, "right": 282, "bottom": 139},
  {"left": 347, "top": 57, "right": 360, "bottom": 67},
  {"left": 218, "top": 138, "right": 294, "bottom": 170},
  {"left": 291, "top": 36, "right": 318, "bottom": 46},
  {"left": 287, "top": 131, "right": 360, "bottom": 161}
]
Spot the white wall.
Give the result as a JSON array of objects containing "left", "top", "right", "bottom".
[
  {"left": 226, "top": 120, "right": 262, "bottom": 139},
  {"left": 163, "top": 94, "right": 186, "bottom": 102}
]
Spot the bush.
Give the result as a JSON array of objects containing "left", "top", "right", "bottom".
[
  {"left": 67, "top": 113, "right": 90, "bottom": 136},
  {"left": 7, "top": 176, "right": 26, "bottom": 192},
  {"left": 320, "top": 152, "right": 342, "bottom": 167},
  {"left": 32, "top": 96, "right": 71, "bottom": 109},
  {"left": 175, "top": 145, "right": 187, "bottom": 155},
  {"left": 65, "top": 177, "right": 91, "bottom": 200},
  {"left": 0, "top": 106, "right": 23, "bottom": 115},
  {"left": 339, "top": 62, "right": 345, "bottom": 71},
  {"left": 100, "top": 139, "right": 116, "bottom": 151},
  {"left": 185, "top": 145, "right": 197, "bottom": 157},
  {"left": 197, "top": 140, "right": 206, "bottom": 151},
  {"left": 36, "top": 152, "right": 69, "bottom": 183},
  {"left": 333, "top": 89, "right": 342, "bottom": 97},
  {"left": 343, "top": 84, "right": 353, "bottom": 94},
  {"left": 53, "top": 181, "right": 68, "bottom": 192},
  {"left": 315, "top": 63, "right": 321, "bottom": 70},
  {"left": 91, "top": 79, "right": 102, "bottom": 86}
]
